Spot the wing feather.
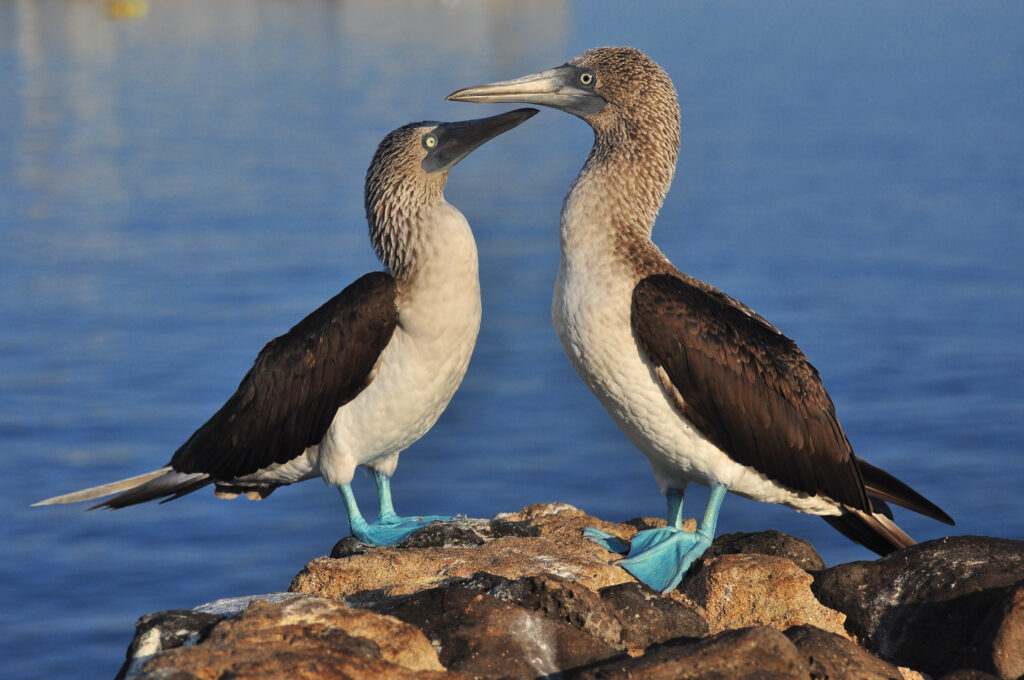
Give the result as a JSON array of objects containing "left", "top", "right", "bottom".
[
  {"left": 631, "top": 273, "right": 871, "bottom": 511},
  {"left": 169, "top": 272, "right": 399, "bottom": 481}
]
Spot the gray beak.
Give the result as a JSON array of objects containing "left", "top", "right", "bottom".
[
  {"left": 421, "top": 107, "right": 538, "bottom": 173},
  {"left": 447, "top": 64, "right": 607, "bottom": 119}
]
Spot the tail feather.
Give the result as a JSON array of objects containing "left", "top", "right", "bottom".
[
  {"left": 93, "top": 471, "right": 212, "bottom": 509},
  {"left": 855, "top": 456, "right": 955, "bottom": 525},
  {"left": 32, "top": 467, "right": 213, "bottom": 510},
  {"left": 821, "top": 458, "right": 954, "bottom": 557},
  {"left": 823, "top": 503, "right": 917, "bottom": 556},
  {"left": 32, "top": 468, "right": 175, "bottom": 506}
]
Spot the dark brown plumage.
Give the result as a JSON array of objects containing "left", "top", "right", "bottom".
[
  {"left": 173, "top": 273, "right": 398, "bottom": 479},
  {"left": 99, "top": 273, "right": 397, "bottom": 509},
  {"left": 632, "top": 273, "right": 871, "bottom": 513}
]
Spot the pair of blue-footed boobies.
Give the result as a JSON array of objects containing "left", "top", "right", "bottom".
[{"left": 37, "top": 47, "right": 953, "bottom": 594}]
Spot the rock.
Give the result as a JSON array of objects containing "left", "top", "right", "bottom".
[
  {"left": 116, "top": 610, "right": 222, "bottom": 680},
  {"left": 330, "top": 536, "right": 372, "bottom": 558},
  {"left": 814, "top": 535, "right": 1024, "bottom": 678},
  {"left": 118, "top": 505, "right": 1020, "bottom": 680},
  {"left": 784, "top": 624, "right": 903, "bottom": 679},
  {"left": 973, "top": 581, "right": 1024, "bottom": 680},
  {"left": 451, "top": 571, "right": 707, "bottom": 652},
  {"left": 684, "top": 553, "right": 848, "bottom": 637},
  {"left": 395, "top": 518, "right": 489, "bottom": 548},
  {"left": 563, "top": 625, "right": 809, "bottom": 679},
  {"left": 460, "top": 571, "right": 626, "bottom": 648},
  {"left": 192, "top": 592, "right": 311, "bottom": 616},
  {"left": 699, "top": 529, "right": 826, "bottom": 573},
  {"left": 290, "top": 505, "right": 634, "bottom": 603},
  {"left": 136, "top": 596, "right": 460, "bottom": 680},
  {"left": 938, "top": 671, "right": 1003, "bottom": 680},
  {"left": 599, "top": 582, "right": 708, "bottom": 649},
  {"left": 373, "top": 582, "right": 620, "bottom": 679}
]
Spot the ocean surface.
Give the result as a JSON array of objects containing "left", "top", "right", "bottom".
[{"left": 2, "top": 1, "right": 1021, "bottom": 677}]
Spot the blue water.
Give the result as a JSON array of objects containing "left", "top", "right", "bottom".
[{"left": 2, "top": 1, "right": 1022, "bottom": 677}]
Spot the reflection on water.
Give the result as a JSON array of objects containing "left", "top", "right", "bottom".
[{"left": 2, "top": 2, "right": 1022, "bottom": 678}]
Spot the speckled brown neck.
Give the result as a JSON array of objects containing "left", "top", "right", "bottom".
[
  {"left": 364, "top": 126, "right": 447, "bottom": 282},
  {"left": 561, "top": 50, "right": 682, "bottom": 281}
]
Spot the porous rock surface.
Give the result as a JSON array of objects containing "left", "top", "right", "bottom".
[
  {"left": 813, "top": 535, "right": 1024, "bottom": 679},
  {"left": 118, "top": 503, "right": 1024, "bottom": 680}
]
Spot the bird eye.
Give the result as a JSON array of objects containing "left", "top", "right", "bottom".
[
  {"left": 580, "top": 72, "right": 594, "bottom": 86},
  {"left": 423, "top": 135, "right": 438, "bottom": 149}
]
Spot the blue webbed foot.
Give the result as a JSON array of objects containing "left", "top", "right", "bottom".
[
  {"left": 351, "top": 512, "right": 452, "bottom": 546},
  {"left": 583, "top": 527, "right": 630, "bottom": 554},
  {"left": 338, "top": 472, "right": 453, "bottom": 546},
  {"left": 586, "top": 483, "right": 729, "bottom": 594},
  {"left": 615, "top": 526, "right": 712, "bottom": 593}
]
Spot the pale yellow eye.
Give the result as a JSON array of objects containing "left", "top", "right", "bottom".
[
  {"left": 580, "top": 72, "right": 594, "bottom": 85},
  {"left": 424, "top": 135, "right": 438, "bottom": 148}
]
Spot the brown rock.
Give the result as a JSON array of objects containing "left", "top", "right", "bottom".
[
  {"left": 291, "top": 505, "right": 634, "bottom": 602},
  {"left": 684, "top": 553, "right": 847, "bottom": 637},
  {"left": 495, "top": 502, "right": 644, "bottom": 543},
  {"left": 598, "top": 582, "right": 708, "bottom": 649},
  {"left": 784, "top": 624, "right": 903, "bottom": 679},
  {"left": 699, "top": 530, "right": 826, "bottom": 573},
  {"left": 563, "top": 625, "right": 808, "bottom": 679},
  {"left": 117, "top": 610, "right": 223, "bottom": 680},
  {"left": 138, "top": 596, "right": 461, "bottom": 680},
  {"left": 972, "top": 581, "right": 1024, "bottom": 679},
  {"left": 376, "top": 583, "right": 620, "bottom": 679},
  {"left": 452, "top": 571, "right": 708, "bottom": 652},
  {"left": 814, "top": 535, "right": 1024, "bottom": 678},
  {"left": 938, "top": 671, "right": 1002, "bottom": 680},
  {"left": 460, "top": 571, "right": 626, "bottom": 649}
]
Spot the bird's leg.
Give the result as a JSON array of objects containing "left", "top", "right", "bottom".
[
  {"left": 374, "top": 470, "right": 400, "bottom": 524},
  {"left": 339, "top": 477, "right": 452, "bottom": 546},
  {"left": 338, "top": 483, "right": 376, "bottom": 544},
  {"left": 583, "top": 486, "right": 688, "bottom": 554},
  {"left": 666, "top": 486, "right": 686, "bottom": 529},
  {"left": 614, "top": 483, "right": 727, "bottom": 594},
  {"left": 335, "top": 470, "right": 451, "bottom": 545}
]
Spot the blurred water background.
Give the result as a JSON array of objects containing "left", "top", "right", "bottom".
[{"left": 1, "top": 1, "right": 1022, "bottom": 677}]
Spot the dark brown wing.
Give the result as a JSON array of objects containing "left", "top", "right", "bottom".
[
  {"left": 631, "top": 273, "right": 871, "bottom": 512},
  {"left": 170, "top": 272, "right": 398, "bottom": 481}
]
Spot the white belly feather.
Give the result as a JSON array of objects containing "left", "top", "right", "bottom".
[
  {"left": 319, "top": 203, "right": 482, "bottom": 487},
  {"left": 236, "top": 202, "right": 481, "bottom": 489}
]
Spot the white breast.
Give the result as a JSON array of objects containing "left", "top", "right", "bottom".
[{"left": 260, "top": 202, "right": 482, "bottom": 489}]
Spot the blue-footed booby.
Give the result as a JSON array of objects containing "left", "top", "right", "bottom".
[
  {"left": 34, "top": 108, "right": 538, "bottom": 546},
  {"left": 449, "top": 47, "right": 953, "bottom": 592}
]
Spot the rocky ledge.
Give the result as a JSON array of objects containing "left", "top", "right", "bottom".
[{"left": 118, "top": 503, "right": 1023, "bottom": 680}]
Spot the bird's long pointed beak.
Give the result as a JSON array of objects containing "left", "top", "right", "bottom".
[
  {"left": 422, "top": 107, "right": 538, "bottom": 173},
  {"left": 447, "top": 65, "right": 606, "bottom": 118}
]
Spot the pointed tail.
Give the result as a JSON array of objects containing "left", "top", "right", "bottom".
[
  {"left": 822, "top": 456, "right": 954, "bottom": 556},
  {"left": 32, "top": 467, "right": 211, "bottom": 510}
]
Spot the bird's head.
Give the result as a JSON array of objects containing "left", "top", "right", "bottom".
[
  {"left": 363, "top": 108, "right": 536, "bottom": 275},
  {"left": 366, "top": 107, "right": 538, "bottom": 205},
  {"left": 447, "top": 47, "right": 678, "bottom": 135}
]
